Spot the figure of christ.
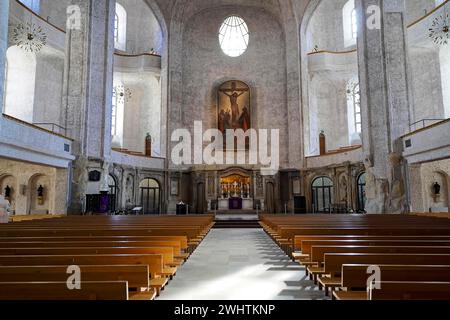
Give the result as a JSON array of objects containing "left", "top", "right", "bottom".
[{"left": 219, "top": 82, "right": 249, "bottom": 128}]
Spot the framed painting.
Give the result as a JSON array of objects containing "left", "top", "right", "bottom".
[{"left": 218, "top": 80, "right": 251, "bottom": 149}]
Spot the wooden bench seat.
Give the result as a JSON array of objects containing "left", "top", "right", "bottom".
[{"left": 333, "top": 291, "right": 366, "bottom": 300}]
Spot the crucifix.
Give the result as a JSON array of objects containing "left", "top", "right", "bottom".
[{"left": 219, "top": 81, "right": 249, "bottom": 125}]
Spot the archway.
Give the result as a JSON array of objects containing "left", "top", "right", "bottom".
[
  {"left": 139, "top": 178, "right": 160, "bottom": 214},
  {"left": 0, "top": 174, "right": 17, "bottom": 211},
  {"left": 311, "top": 176, "right": 334, "bottom": 213},
  {"left": 28, "top": 174, "right": 50, "bottom": 215}
]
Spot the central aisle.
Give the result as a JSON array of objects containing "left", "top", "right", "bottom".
[{"left": 158, "top": 229, "right": 327, "bottom": 300}]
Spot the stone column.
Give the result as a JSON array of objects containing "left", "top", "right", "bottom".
[
  {"left": 0, "top": 0, "right": 9, "bottom": 114},
  {"left": 63, "top": 0, "right": 115, "bottom": 213},
  {"left": 356, "top": 0, "right": 411, "bottom": 213}
]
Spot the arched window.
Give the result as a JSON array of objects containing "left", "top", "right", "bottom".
[
  {"left": 343, "top": 0, "right": 357, "bottom": 47},
  {"left": 357, "top": 172, "right": 366, "bottom": 213},
  {"left": 218, "top": 16, "right": 249, "bottom": 57},
  {"left": 18, "top": 0, "right": 40, "bottom": 13},
  {"left": 351, "top": 8, "right": 358, "bottom": 40},
  {"left": 352, "top": 83, "right": 361, "bottom": 133},
  {"left": 311, "top": 177, "right": 334, "bottom": 213},
  {"left": 108, "top": 175, "right": 118, "bottom": 212},
  {"left": 139, "top": 178, "right": 160, "bottom": 214},
  {"left": 114, "top": 3, "right": 127, "bottom": 51},
  {"left": 347, "top": 79, "right": 362, "bottom": 145}
]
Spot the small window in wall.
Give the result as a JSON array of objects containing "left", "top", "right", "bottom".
[
  {"left": 343, "top": 0, "right": 357, "bottom": 47},
  {"left": 114, "top": 3, "right": 127, "bottom": 51},
  {"left": 18, "top": 0, "right": 40, "bottom": 13},
  {"left": 219, "top": 16, "right": 249, "bottom": 57}
]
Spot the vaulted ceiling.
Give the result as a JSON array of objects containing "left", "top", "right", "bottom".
[{"left": 152, "top": 0, "right": 312, "bottom": 27}]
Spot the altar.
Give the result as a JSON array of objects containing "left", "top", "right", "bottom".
[
  {"left": 217, "top": 174, "right": 254, "bottom": 210},
  {"left": 218, "top": 198, "right": 254, "bottom": 210}
]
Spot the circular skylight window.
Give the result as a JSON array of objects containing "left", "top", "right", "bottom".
[{"left": 219, "top": 16, "right": 249, "bottom": 57}]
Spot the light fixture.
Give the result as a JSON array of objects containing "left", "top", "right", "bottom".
[
  {"left": 429, "top": 7, "right": 449, "bottom": 46},
  {"left": 12, "top": 22, "right": 47, "bottom": 53},
  {"left": 115, "top": 85, "right": 132, "bottom": 103}
]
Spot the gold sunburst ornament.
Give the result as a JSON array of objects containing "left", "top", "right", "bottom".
[
  {"left": 429, "top": 10, "right": 449, "bottom": 46},
  {"left": 12, "top": 23, "right": 47, "bottom": 53}
]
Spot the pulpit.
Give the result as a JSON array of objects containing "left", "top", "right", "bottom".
[{"left": 229, "top": 197, "right": 243, "bottom": 210}]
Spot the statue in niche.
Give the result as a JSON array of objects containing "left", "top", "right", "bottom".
[
  {"left": 388, "top": 152, "right": 408, "bottom": 213},
  {"left": 37, "top": 185, "right": 44, "bottom": 205},
  {"left": 433, "top": 182, "right": 441, "bottom": 195},
  {"left": 4, "top": 185, "right": 11, "bottom": 200}
]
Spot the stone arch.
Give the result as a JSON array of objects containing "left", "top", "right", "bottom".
[
  {"left": 431, "top": 170, "right": 450, "bottom": 209},
  {"left": 0, "top": 174, "right": 17, "bottom": 211},
  {"left": 28, "top": 173, "right": 50, "bottom": 214}
]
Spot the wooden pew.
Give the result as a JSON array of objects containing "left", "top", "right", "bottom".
[
  {"left": 0, "top": 240, "right": 188, "bottom": 261},
  {"left": 0, "top": 235, "right": 190, "bottom": 253},
  {"left": 334, "top": 264, "right": 450, "bottom": 300},
  {"left": 0, "top": 246, "right": 178, "bottom": 278},
  {"left": 0, "top": 265, "right": 156, "bottom": 300},
  {"left": 297, "top": 239, "right": 450, "bottom": 261},
  {"left": 312, "top": 247, "right": 450, "bottom": 293},
  {"left": 0, "top": 281, "right": 129, "bottom": 300},
  {"left": 368, "top": 281, "right": 450, "bottom": 300},
  {"left": 0, "top": 253, "right": 168, "bottom": 295}
]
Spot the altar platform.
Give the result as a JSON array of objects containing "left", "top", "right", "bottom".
[{"left": 212, "top": 210, "right": 261, "bottom": 228}]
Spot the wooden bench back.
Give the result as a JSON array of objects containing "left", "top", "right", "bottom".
[
  {"left": 369, "top": 281, "right": 450, "bottom": 300},
  {"left": 324, "top": 253, "right": 450, "bottom": 277},
  {"left": 0, "top": 265, "right": 149, "bottom": 289},
  {"left": 0, "top": 281, "right": 129, "bottom": 300},
  {"left": 300, "top": 239, "right": 450, "bottom": 254},
  {"left": 0, "top": 254, "right": 163, "bottom": 278},
  {"left": 0, "top": 240, "right": 182, "bottom": 254},
  {"left": 0, "top": 235, "right": 188, "bottom": 249},
  {"left": 0, "top": 247, "right": 175, "bottom": 264},
  {"left": 342, "top": 264, "right": 450, "bottom": 290},
  {"left": 294, "top": 235, "right": 450, "bottom": 250},
  {"left": 311, "top": 246, "right": 450, "bottom": 264}
]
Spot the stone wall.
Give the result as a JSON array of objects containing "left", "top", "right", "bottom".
[
  {"left": 409, "top": 158, "right": 450, "bottom": 212},
  {"left": 0, "top": 158, "right": 68, "bottom": 215},
  {"left": 117, "top": 0, "right": 163, "bottom": 54},
  {"left": 178, "top": 5, "right": 289, "bottom": 167}
]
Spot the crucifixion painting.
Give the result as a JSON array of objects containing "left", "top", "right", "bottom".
[{"left": 218, "top": 80, "right": 251, "bottom": 136}]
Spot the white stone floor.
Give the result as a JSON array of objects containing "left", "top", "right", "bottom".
[{"left": 158, "top": 228, "right": 328, "bottom": 300}]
